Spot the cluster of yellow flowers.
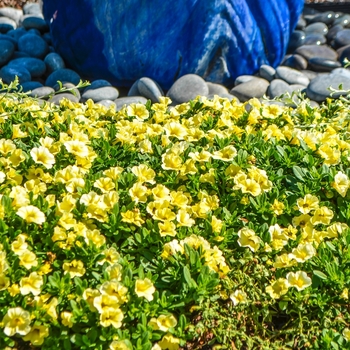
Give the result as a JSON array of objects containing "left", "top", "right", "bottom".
[{"left": 0, "top": 88, "right": 349, "bottom": 349}]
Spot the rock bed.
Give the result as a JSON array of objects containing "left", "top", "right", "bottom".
[{"left": 1, "top": 3, "right": 350, "bottom": 109}]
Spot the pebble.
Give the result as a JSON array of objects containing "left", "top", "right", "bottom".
[
  {"left": 305, "top": 22, "right": 328, "bottom": 35},
  {"left": 0, "top": 17, "right": 16, "bottom": 33},
  {"left": 304, "top": 33, "right": 326, "bottom": 46},
  {"left": 28, "top": 86, "right": 55, "bottom": 99},
  {"left": 309, "top": 12, "right": 335, "bottom": 26},
  {"left": 327, "top": 24, "right": 344, "bottom": 42},
  {"left": 8, "top": 57, "right": 46, "bottom": 77},
  {"left": 230, "top": 77, "right": 269, "bottom": 102},
  {"left": 306, "top": 73, "right": 350, "bottom": 102},
  {"left": 283, "top": 54, "right": 308, "bottom": 70},
  {"left": 84, "top": 79, "right": 111, "bottom": 92},
  {"left": 21, "top": 16, "right": 48, "bottom": 33},
  {"left": 44, "top": 52, "right": 65, "bottom": 74},
  {"left": 206, "top": 93, "right": 237, "bottom": 102},
  {"left": 334, "top": 29, "right": 350, "bottom": 48},
  {"left": 295, "top": 44, "right": 338, "bottom": 61},
  {"left": 268, "top": 79, "right": 292, "bottom": 98},
  {"left": 259, "top": 65, "right": 276, "bottom": 82},
  {"left": 234, "top": 75, "right": 256, "bottom": 86},
  {"left": 287, "top": 31, "right": 306, "bottom": 53},
  {"left": 0, "top": 65, "right": 31, "bottom": 84},
  {"left": 96, "top": 100, "right": 116, "bottom": 108},
  {"left": 275, "top": 66, "right": 310, "bottom": 86},
  {"left": 17, "top": 33, "right": 48, "bottom": 58},
  {"left": 23, "top": 3, "right": 42, "bottom": 16},
  {"left": 0, "top": 7, "right": 22, "bottom": 25},
  {"left": 137, "top": 77, "right": 164, "bottom": 103},
  {"left": 206, "top": 82, "right": 229, "bottom": 95},
  {"left": 81, "top": 86, "right": 119, "bottom": 102},
  {"left": 334, "top": 14, "right": 350, "bottom": 27},
  {"left": 53, "top": 82, "right": 81, "bottom": 100},
  {"left": 20, "top": 80, "right": 42, "bottom": 92},
  {"left": 0, "top": 39, "right": 15, "bottom": 66},
  {"left": 308, "top": 57, "right": 341, "bottom": 72},
  {"left": 114, "top": 96, "right": 148, "bottom": 111},
  {"left": 49, "top": 92, "right": 80, "bottom": 105},
  {"left": 166, "top": 74, "right": 209, "bottom": 105},
  {"left": 45, "top": 68, "right": 81, "bottom": 87}
]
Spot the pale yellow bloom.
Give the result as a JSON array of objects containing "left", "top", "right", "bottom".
[
  {"left": 310, "top": 206, "right": 334, "bottom": 225},
  {"left": 158, "top": 333, "right": 180, "bottom": 350},
  {"left": 2, "top": 307, "right": 31, "bottom": 336},
  {"left": 297, "top": 194, "right": 319, "bottom": 214},
  {"left": 230, "top": 290, "right": 247, "bottom": 306},
  {"left": 22, "top": 325, "right": 49, "bottom": 346},
  {"left": 289, "top": 243, "right": 316, "bottom": 263},
  {"left": 266, "top": 278, "right": 289, "bottom": 299},
  {"left": 62, "top": 259, "right": 86, "bottom": 278},
  {"left": 19, "top": 250, "right": 38, "bottom": 270},
  {"left": 158, "top": 221, "right": 177, "bottom": 237},
  {"left": 343, "top": 328, "right": 350, "bottom": 341},
  {"left": 156, "top": 314, "right": 177, "bottom": 332},
  {"left": 20, "top": 272, "right": 43, "bottom": 296},
  {"left": 135, "top": 278, "right": 155, "bottom": 301},
  {"left": 237, "top": 227, "right": 261, "bottom": 252},
  {"left": 64, "top": 140, "right": 89, "bottom": 158},
  {"left": 61, "top": 311, "right": 74, "bottom": 328},
  {"left": 16, "top": 205, "right": 46, "bottom": 225},
  {"left": 286, "top": 271, "right": 312, "bottom": 291},
  {"left": 100, "top": 308, "right": 124, "bottom": 328},
  {"left": 331, "top": 171, "right": 350, "bottom": 197},
  {"left": 30, "top": 146, "right": 55, "bottom": 169}
]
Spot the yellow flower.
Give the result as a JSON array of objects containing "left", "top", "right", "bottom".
[
  {"left": 2, "top": 307, "right": 31, "bottom": 336},
  {"left": 212, "top": 145, "right": 237, "bottom": 161},
  {"left": 274, "top": 254, "right": 297, "bottom": 269},
  {"left": 131, "top": 164, "right": 156, "bottom": 184},
  {"left": 270, "top": 199, "right": 285, "bottom": 215},
  {"left": 19, "top": 272, "right": 43, "bottom": 296},
  {"left": 0, "top": 273, "right": 9, "bottom": 290},
  {"left": 297, "top": 194, "right": 319, "bottom": 214},
  {"left": 7, "top": 283, "right": 20, "bottom": 296},
  {"left": 62, "top": 260, "right": 86, "bottom": 278},
  {"left": 30, "top": 146, "right": 55, "bottom": 169},
  {"left": 331, "top": 171, "right": 350, "bottom": 197},
  {"left": 94, "top": 177, "right": 115, "bottom": 193},
  {"left": 230, "top": 290, "right": 247, "bottom": 306},
  {"left": 292, "top": 214, "right": 311, "bottom": 228},
  {"left": 129, "top": 182, "right": 149, "bottom": 203},
  {"left": 22, "top": 325, "right": 49, "bottom": 346},
  {"left": 211, "top": 215, "right": 223, "bottom": 233},
  {"left": 158, "top": 221, "right": 177, "bottom": 237},
  {"left": 19, "top": 250, "right": 38, "bottom": 270},
  {"left": 16, "top": 205, "right": 46, "bottom": 225},
  {"left": 310, "top": 206, "right": 334, "bottom": 226},
  {"left": 237, "top": 227, "right": 261, "bottom": 252},
  {"left": 61, "top": 311, "right": 74, "bottom": 328},
  {"left": 289, "top": 243, "right": 316, "bottom": 263},
  {"left": 266, "top": 278, "right": 289, "bottom": 299},
  {"left": 161, "top": 153, "right": 183, "bottom": 171},
  {"left": 156, "top": 314, "right": 177, "bottom": 332},
  {"left": 286, "top": 271, "right": 312, "bottom": 291},
  {"left": 121, "top": 209, "right": 144, "bottom": 227},
  {"left": 0, "top": 138, "right": 16, "bottom": 155},
  {"left": 109, "top": 340, "right": 131, "bottom": 350},
  {"left": 12, "top": 124, "right": 28, "bottom": 139},
  {"left": 64, "top": 140, "right": 89, "bottom": 158},
  {"left": 164, "top": 121, "right": 187, "bottom": 139},
  {"left": 100, "top": 308, "right": 124, "bottom": 328},
  {"left": 135, "top": 278, "right": 155, "bottom": 301},
  {"left": 152, "top": 184, "right": 171, "bottom": 202},
  {"left": 239, "top": 179, "right": 262, "bottom": 197},
  {"left": 126, "top": 103, "right": 149, "bottom": 120},
  {"left": 343, "top": 328, "right": 350, "bottom": 342},
  {"left": 104, "top": 166, "right": 124, "bottom": 181},
  {"left": 11, "top": 234, "right": 28, "bottom": 255},
  {"left": 98, "top": 247, "right": 120, "bottom": 266},
  {"left": 161, "top": 240, "right": 184, "bottom": 259},
  {"left": 9, "top": 148, "right": 26, "bottom": 167},
  {"left": 105, "top": 263, "right": 123, "bottom": 281},
  {"left": 10, "top": 186, "right": 30, "bottom": 209},
  {"left": 176, "top": 209, "right": 195, "bottom": 227},
  {"left": 100, "top": 280, "right": 128, "bottom": 305},
  {"left": 157, "top": 333, "right": 180, "bottom": 350}
]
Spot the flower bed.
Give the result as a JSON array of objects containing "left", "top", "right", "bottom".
[{"left": 0, "top": 81, "right": 350, "bottom": 349}]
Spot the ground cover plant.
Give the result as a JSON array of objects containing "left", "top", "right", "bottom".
[{"left": 0, "top": 79, "right": 350, "bottom": 349}]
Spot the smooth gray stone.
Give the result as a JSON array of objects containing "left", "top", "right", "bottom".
[
  {"left": 8, "top": 57, "right": 46, "bottom": 77},
  {"left": 306, "top": 73, "right": 350, "bottom": 101},
  {"left": 234, "top": 75, "right": 256, "bottom": 86},
  {"left": 28, "top": 28, "right": 41, "bottom": 36},
  {"left": 22, "top": 17, "right": 48, "bottom": 33},
  {"left": 230, "top": 77, "right": 269, "bottom": 102},
  {"left": 137, "top": 77, "right": 164, "bottom": 103},
  {"left": 53, "top": 82, "right": 81, "bottom": 100},
  {"left": 206, "top": 82, "right": 229, "bottom": 95},
  {"left": 309, "top": 100, "right": 319, "bottom": 108},
  {"left": 287, "top": 30, "right": 306, "bottom": 53},
  {"left": 0, "top": 17, "right": 16, "bottom": 33},
  {"left": 0, "top": 39, "right": 14, "bottom": 66},
  {"left": 45, "top": 68, "right": 81, "bottom": 87},
  {"left": 167, "top": 74, "right": 209, "bottom": 104},
  {"left": 276, "top": 66, "right": 310, "bottom": 86},
  {"left": 128, "top": 80, "right": 140, "bottom": 96},
  {"left": 259, "top": 65, "right": 275, "bottom": 82},
  {"left": 84, "top": 79, "right": 111, "bottom": 92},
  {"left": 309, "top": 12, "right": 335, "bottom": 25},
  {"left": 304, "top": 33, "right": 326, "bottom": 46},
  {"left": 305, "top": 22, "right": 328, "bottom": 35},
  {"left": 295, "top": 44, "right": 338, "bottom": 61},
  {"left": 23, "top": 3, "right": 42, "bottom": 16},
  {"left": 300, "top": 69, "right": 319, "bottom": 81},
  {"left": 44, "top": 52, "right": 65, "bottom": 74},
  {"left": 267, "top": 79, "right": 293, "bottom": 98},
  {"left": 283, "top": 54, "right": 308, "bottom": 70},
  {"left": 81, "top": 86, "right": 119, "bottom": 102},
  {"left": 20, "top": 81, "right": 43, "bottom": 92},
  {"left": 19, "top": 14, "right": 44, "bottom": 28},
  {"left": 18, "top": 33, "right": 48, "bottom": 59},
  {"left": 334, "top": 14, "right": 350, "bottom": 27},
  {"left": 331, "top": 67, "right": 350, "bottom": 79},
  {"left": 28, "top": 86, "right": 55, "bottom": 99},
  {"left": 13, "top": 51, "right": 30, "bottom": 58},
  {"left": 308, "top": 57, "right": 341, "bottom": 72},
  {"left": 289, "top": 84, "right": 307, "bottom": 92},
  {"left": 327, "top": 24, "right": 344, "bottom": 42},
  {"left": 0, "top": 8, "right": 22, "bottom": 25},
  {"left": 335, "top": 29, "right": 350, "bottom": 48},
  {"left": 114, "top": 96, "right": 148, "bottom": 111},
  {"left": 6, "top": 27, "right": 26, "bottom": 41},
  {"left": 296, "top": 17, "right": 306, "bottom": 30},
  {"left": 49, "top": 93, "right": 80, "bottom": 105},
  {"left": 206, "top": 93, "right": 238, "bottom": 102},
  {"left": 0, "top": 65, "right": 31, "bottom": 84},
  {"left": 96, "top": 99, "right": 116, "bottom": 108}
]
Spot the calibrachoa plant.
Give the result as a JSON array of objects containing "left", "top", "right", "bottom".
[{"left": 0, "top": 79, "right": 350, "bottom": 349}]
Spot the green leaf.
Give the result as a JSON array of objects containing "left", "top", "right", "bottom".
[
  {"left": 313, "top": 270, "right": 328, "bottom": 280},
  {"left": 183, "top": 266, "right": 197, "bottom": 289},
  {"left": 292, "top": 166, "right": 306, "bottom": 182}
]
